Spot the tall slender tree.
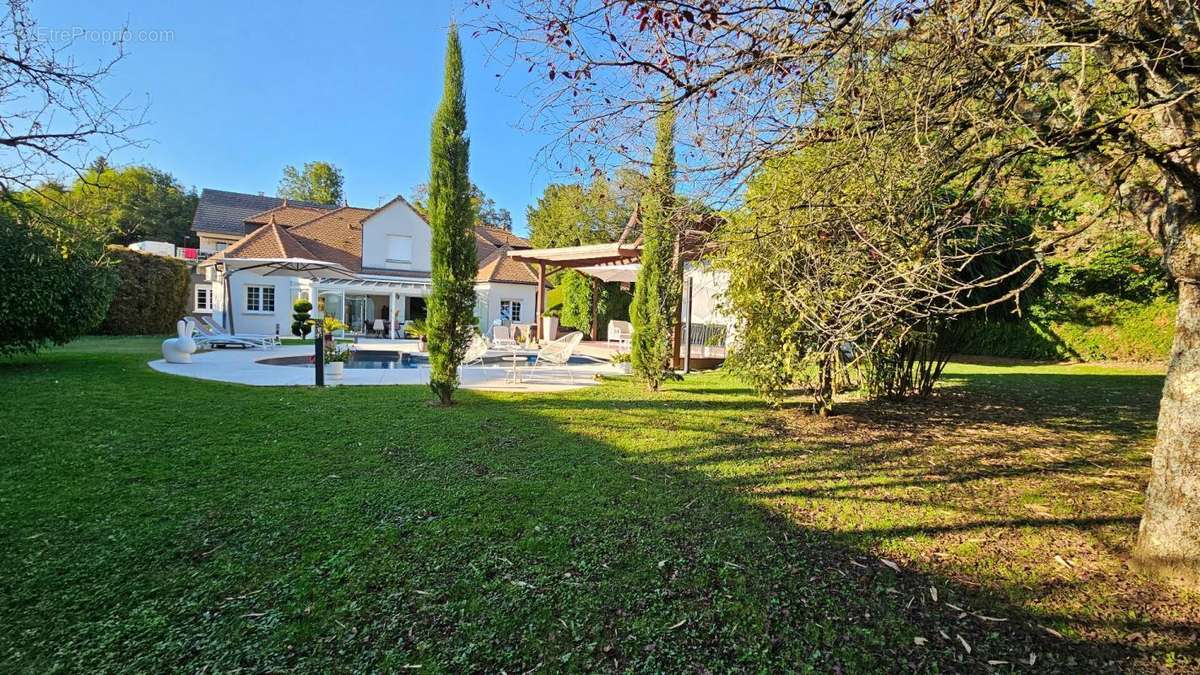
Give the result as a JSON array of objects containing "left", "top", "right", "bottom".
[
  {"left": 630, "top": 106, "right": 679, "bottom": 390},
  {"left": 426, "top": 25, "right": 478, "bottom": 405}
]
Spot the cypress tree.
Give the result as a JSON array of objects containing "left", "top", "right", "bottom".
[
  {"left": 630, "top": 106, "right": 680, "bottom": 390},
  {"left": 426, "top": 25, "right": 477, "bottom": 405}
]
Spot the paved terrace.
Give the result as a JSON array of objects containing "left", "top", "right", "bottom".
[{"left": 150, "top": 340, "right": 619, "bottom": 392}]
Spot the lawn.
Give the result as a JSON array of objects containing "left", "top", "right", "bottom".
[{"left": 1, "top": 338, "right": 1197, "bottom": 672}]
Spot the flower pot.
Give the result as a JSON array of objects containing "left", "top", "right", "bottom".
[
  {"left": 327, "top": 362, "right": 344, "bottom": 379},
  {"left": 542, "top": 316, "right": 560, "bottom": 342},
  {"left": 616, "top": 362, "right": 632, "bottom": 375},
  {"left": 418, "top": 337, "right": 427, "bottom": 352}
]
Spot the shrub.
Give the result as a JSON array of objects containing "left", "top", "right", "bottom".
[
  {"left": 292, "top": 299, "right": 313, "bottom": 338},
  {"left": 0, "top": 211, "right": 117, "bottom": 355},
  {"left": 95, "top": 246, "right": 190, "bottom": 335}
]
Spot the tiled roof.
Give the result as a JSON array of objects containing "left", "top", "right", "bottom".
[
  {"left": 201, "top": 189, "right": 541, "bottom": 284},
  {"left": 476, "top": 225, "right": 531, "bottom": 250},
  {"left": 192, "top": 188, "right": 336, "bottom": 236},
  {"left": 211, "top": 219, "right": 316, "bottom": 260},
  {"left": 476, "top": 246, "right": 541, "bottom": 285},
  {"left": 286, "top": 206, "right": 375, "bottom": 272},
  {"left": 244, "top": 203, "right": 329, "bottom": 228}
]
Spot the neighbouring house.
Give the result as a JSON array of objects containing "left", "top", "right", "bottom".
[{"left": 191, "top": 189, "right": 541, "bottom": 338}]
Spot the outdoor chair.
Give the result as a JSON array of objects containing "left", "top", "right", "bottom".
[
  {"left": 196, "top": 317, "right": 279, "bottom": 349},
  {"left": 462, "top": 334, "right": 490, "bottom": 367},
  {"left": 607, "top": 320, "right": 633, "bottom": 348},
  {"left": 526, "top": 331, "right": 584, "bottom": 384},
  {"left": 491, "top": 324, "right": 518, "bottom": 349},
  {"left": 373, "top": 319, "right": 386, "bottom": 337}
]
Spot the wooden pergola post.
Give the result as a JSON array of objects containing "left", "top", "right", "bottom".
[
  {"left": 536, "top": 261, "right": 546, "bottom": 340},
  {"left": 589, "top": 276, "right": 600, "bottom": 341}
]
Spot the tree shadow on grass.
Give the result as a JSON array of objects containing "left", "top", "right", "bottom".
[{"left": 0, "top": 346, "right": 1195, "bottom": 672}]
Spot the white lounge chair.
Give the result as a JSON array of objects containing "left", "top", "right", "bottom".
[
  {"left": 607, "top": 320, "right": 633, "bottom": 348},
  {"left": 202, "top": 316, "right": 281, "bottom": 347},
  {"left": 194, "top": 317, "right": 278, "bottom": 349},
  {"left": 527, "top": 331, "right": 584, "bottom": 383}
]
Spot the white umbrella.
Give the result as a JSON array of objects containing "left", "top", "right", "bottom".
[{"left": 202, "top": 257, "right": 356, "bottom": 334}]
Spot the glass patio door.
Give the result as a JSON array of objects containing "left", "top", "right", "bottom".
[{"left": 346, "top": 295, "right": 369, "bottom": 335}]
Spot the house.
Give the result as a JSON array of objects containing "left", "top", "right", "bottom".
[{"left": 191, "top": 189, "right": 541, "bottom": 338}]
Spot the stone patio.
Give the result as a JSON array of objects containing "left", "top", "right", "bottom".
[{"left": 149, "top": 341, "right": 619, "bottom": 392}]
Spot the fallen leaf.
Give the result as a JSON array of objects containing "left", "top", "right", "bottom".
[
  {"left": 929, "top": 586, "right": 938, "bottom": 602},
  {"left": 988, "top": 660, "right": 1010, "bottom": 665},
  {"left": 913, "top": 637, "right": 928, "bottom": 646},
  {"left": 668, "top": 618, "right": 686, "bottom": 630},
  {"left": 880, "top": 558, "right": 901, "bottom": 572},
  {"left": 957, "top": 634, "right": 972, "bottom": 654},
  {"left": 1054, "top": 555, "right": 1073, "bottom": 569}
]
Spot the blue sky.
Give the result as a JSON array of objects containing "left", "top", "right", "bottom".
[{"left": 34, "top": 0, "right": 555, "bottom": 235}]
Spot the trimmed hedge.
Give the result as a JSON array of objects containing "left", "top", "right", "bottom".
[
  {"left": 96, "top": 246, "right": 190, "bottom": 335},
  {"left": 956, "top": 296, "right": 1176, "bottom": 362}
]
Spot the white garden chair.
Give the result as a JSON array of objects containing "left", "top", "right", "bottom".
[
  {"left": 607, "top": 320, "right": 633, "bottom": 348},
  {"left": 527, "top": 331, "right": 584, "bottom": 383},
  {"left": 491, "top": 324, "right": 518, "bottom": 349}
]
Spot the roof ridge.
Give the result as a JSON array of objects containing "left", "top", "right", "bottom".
[{"left": 271, "top": 221, "right": 317, "bottom": 259}]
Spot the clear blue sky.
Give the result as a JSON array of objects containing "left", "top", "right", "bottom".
[{"left": 34, "top": 0, "right": 554, "bottom": 235}]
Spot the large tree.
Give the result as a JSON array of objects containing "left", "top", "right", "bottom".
[
  {"left": 32, "top": 164, "right": 197, "bottom": 245},
  {"left": 484, "top": 1, "right": 1200, "bottom": 583},
  {"left": 278, "top": 161, "right": 345, "bottom": 205},
  {"left": 426, "top": 25, "right": 479, "bottom": 406},
  {"left": 410, "top": 181, "right": 513, "bottom": 231},
  {"left": 526, "top": 169, "right": 646, "bottom": 248},
  {"left": 630, "top": 107, "right": 679, "bottom": 390}
]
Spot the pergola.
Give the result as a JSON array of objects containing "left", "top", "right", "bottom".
[{"left": 506, "top": 241, "right": 642, "bottom": 341}]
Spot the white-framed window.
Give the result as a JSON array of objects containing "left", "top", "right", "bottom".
[
  {"left": 214, "top": 241, "right": 230, "bottom": 251},
  {"left": 245, "top": 285, "right": 275, "bottom": 313},
  {"left": 386, "top": 235, "right": 413, "bottom": 263},
  {"left": 194, "top": 285, "right": 212, "bottom": 312},
  {"left": 500, "top": 299, "right": 522, "bottom": 322}
]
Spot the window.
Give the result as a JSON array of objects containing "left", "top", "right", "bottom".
[
  {"left": 245, "top": 285, "right": 275, "bottom": 313},
  {"left": 386, "top": 235, "right": 413, "bottom": 263},
  {"left": 194, "top": 286, "right": 212, "bottom": 312},
  {"left": 500, "top": 299, "right": 522, "bottom": 322},
  {"left": 214, "top": 242, "right": 229, "bottom": 251}
]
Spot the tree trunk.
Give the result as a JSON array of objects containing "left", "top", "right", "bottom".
[{"left": 1134, "top": 280, "right": 1200, "bottom": 586}]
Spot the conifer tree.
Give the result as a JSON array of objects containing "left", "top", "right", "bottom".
[
  {"left": 630, "top": 107, "right": 679, "bottom": 390},
  {"left": 426, "top": 25, "right": 477, "bottom": 405}
]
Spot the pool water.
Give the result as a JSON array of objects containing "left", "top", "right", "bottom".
[{"left": 258, "top": 350, "right": 602, "bottom": 370}]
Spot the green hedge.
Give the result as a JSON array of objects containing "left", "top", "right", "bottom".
[
  {"left": 96, "top": 246, "right": 191, "bottom": 335},
  {"left": 956, "top": 296, "right": 1176, "bottom": 362}
]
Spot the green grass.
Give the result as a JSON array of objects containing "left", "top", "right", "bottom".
[{"left": 1, "top": 338, "right": 1197, "bottom": 672}]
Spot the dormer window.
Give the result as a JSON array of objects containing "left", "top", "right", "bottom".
[{"left": 386, "top": 235, "right": 412, "bottom": 264}]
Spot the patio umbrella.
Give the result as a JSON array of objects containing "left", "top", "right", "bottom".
[{"left": 200, "top": 257, "right": 357, "bottom": 335}]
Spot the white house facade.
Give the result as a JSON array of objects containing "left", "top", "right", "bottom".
[{"left": 192, "top": 189, "right": 543, "bottom": 338}]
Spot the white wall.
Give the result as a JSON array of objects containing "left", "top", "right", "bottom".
[
  {"left": 211, "top": 269, "right": 309, "bottom": 336},
  {"left": 682, "top": 262, "right": 735, "bottom": 346},
  {"left": 475, "top": 282, "right": 538, "bottom": 332},
  {"left": 360, "top": 199, "right": 433, "bottom": 272}
]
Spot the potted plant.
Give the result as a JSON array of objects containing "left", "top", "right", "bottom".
[
  {"left": 610, "top": 350, "right": 632, "bottom": 374},
  {"left": 407, "top": 318, "right": 429, "bottom": 351},
  {"left": 324, "top": 343, "right": 351, "bottom": 379}
]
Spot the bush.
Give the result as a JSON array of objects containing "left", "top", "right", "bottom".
[
  {"left": 0, "top": 211, "right": 117, "bottom": 355},
  {"left": 95, "top": 246, "right": 190, "bottom": 335},
  {"left": 956, "top": 296, "right": 1176, "bottom": 362}
]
